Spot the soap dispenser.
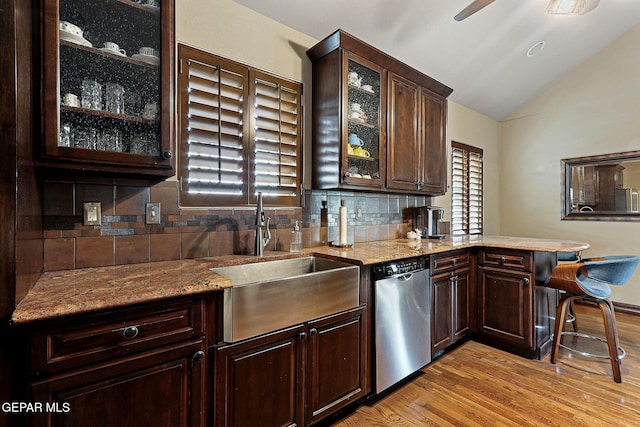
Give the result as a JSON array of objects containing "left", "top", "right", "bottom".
[{"left": 290, "top": 221, "right": 302, "bottom": 253}]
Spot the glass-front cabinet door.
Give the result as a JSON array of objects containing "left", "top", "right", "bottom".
[
  {"left": 342, "top": 54, "right": 384, "bottom": 189},
  {"left": 42, "top": 0, "right": 174, "bottom": 176}
]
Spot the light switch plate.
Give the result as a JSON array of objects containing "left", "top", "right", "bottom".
[
  {"left": 145, "top": 202, "right": 161, "bottom": 224},
  {"left": 83, "top": 202, "right": 102, "bottom": 226}
]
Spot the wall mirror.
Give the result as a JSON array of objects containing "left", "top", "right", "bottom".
[{"left": 562, "top": 150, "right": 640, "bottom": 221}]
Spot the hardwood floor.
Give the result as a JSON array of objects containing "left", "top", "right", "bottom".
[{"left": 330, "top": 303, "right": 640, "bottom": 426}]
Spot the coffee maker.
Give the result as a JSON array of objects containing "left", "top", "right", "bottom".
[{"left": 413, "top": 206, "right": 445, "bottom": 239}]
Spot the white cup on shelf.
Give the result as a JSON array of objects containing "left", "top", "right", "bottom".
[
  {"left": 138, "top": 46, "right": 159, "bottom": 58},
  {"left": 142, "top": 102, "right": 158, "bottom": 120},
  {"left": 59, "top": 21, "right": 83, "bottom": 37},
  {"left": 62, "top": 93, "right": 80, "bottom": 107},
  {"left": 103, "top": 41, "right": 126, "bottom": 56}
]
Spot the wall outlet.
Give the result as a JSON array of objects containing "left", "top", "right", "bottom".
[
  {"left": 145, "top": 202, "right": 161, "bottom": 224},
  {"left": 83, "top": 202, "right": 102, "bottom": 226}
]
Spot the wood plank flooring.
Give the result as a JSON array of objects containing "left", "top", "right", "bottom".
[{"left": 329, "top": 303, "right": 640, "bottom": 426}]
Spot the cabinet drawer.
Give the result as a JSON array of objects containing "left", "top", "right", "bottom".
[
  {"left": 478, "top": 249, "right": 532, "bottom": 272},
  {"left": 431, "top": 251, "right": 471, "bottom": 275},
  {"left": 31, "top": 298, "right": 203, "bottom": 374}
]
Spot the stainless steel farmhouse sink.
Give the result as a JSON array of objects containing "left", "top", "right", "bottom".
[{"left": 212, "top": 257, "right": 360, "bottom": 342}]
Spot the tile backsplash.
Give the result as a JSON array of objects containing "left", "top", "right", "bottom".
[{"left": 42, "top": 175, "right": 428, "bottom": 271}]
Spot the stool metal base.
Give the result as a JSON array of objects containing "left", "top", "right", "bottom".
[{"left": 555, "top": 331, "right": 626, "bottom": 360}]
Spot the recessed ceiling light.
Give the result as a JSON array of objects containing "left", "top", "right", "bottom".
[{"left": 527, "top": 41, "right": 546, "bottom": 57}]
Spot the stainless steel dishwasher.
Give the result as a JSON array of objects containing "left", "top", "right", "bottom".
[{"left": 373, "top": 257, "right": 431, "bottom": 393}]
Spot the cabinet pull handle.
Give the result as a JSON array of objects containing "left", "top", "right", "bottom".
[
  {"left": 298, "top": 332, "right": 307, "bottom": 341},
  {"left": 452, "top": 258, "right": 457, "bottom": 266},
  {"left": 520, "top": 257, "right": 525, "bottom": 264},
  {"left": 122, "top": 326, "right": 139, "bottom": 339},
  {"left": 433, "top": 260, "right": 438, "bottom": 268},
  {"left": 192, "top": 350, "right": 205, "bottom": 362},
  {"left": 309, "top": 328, "right": 318, "bottom": 336}
]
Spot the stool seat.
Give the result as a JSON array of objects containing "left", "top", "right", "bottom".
[{"left": 546, "top": 255, "right": 640, "bottom": 383}]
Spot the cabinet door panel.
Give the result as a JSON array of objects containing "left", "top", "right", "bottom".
[
  {"left": 420, "top": 91, "right": 446, "bottom": 194},
  {"left": 478, "top": 267, "right": 533, "bottom": 349},
  {"left": 431, "top": 273, "right": 452, "bottom": 354},
  {"left": 214, "top": 326, "right": 304, "bottom": 427},
  {"left": 306, "top": 307, "right": 365, "bottom": 423},
  {"left": 387, "top": 73, "right": 420, "bottom": 191},
  {"left": 29, "top": 340, "right": 204, "bottom": 427},
  {"left": 453, "top": 269, "right": 471, "bottom": 340}
]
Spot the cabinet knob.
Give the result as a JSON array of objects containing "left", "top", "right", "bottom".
[
  {"left": 500, "top": 256, "right": 506, "bottom": 263},
  {"left": 519, "top": 257, "right": 525, "bottom": 264},
  {"left": 523, "top": 278, "right": 530, "bottom": 285},
  {"left": 192, "top": 350, "right": 205, "bottom": 362},
  {"left": 452, "top": 258, "right": 457, "bottom": 266},
  {"left": 162, "top": 151, "right": 172, "bottom": 159},
  {"left": 298, "top": 332, "right": 307, "bottom": 341},
  {"left": 122, "top": 326, "right": 139, "bottom": 339},
  {"left": 344, "top": 172, "right": 351, "bottom": 179},
  {"left": 309, "top": 328, "right": 318, "bottom": 336}
]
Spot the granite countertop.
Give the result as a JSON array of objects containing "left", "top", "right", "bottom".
[
  {"left": 305, "top": 235, "right": 590, "bottom": 265},
  {"left": 11, "top": 235, "right": 589, "bottom": 324}
]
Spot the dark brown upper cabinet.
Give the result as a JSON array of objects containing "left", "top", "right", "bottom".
[
  {"left": 40, "top": 0, "right": 175, "bottom": 176},
  {"left": 307, "top": 29, "right": 452, "bottom": 195}
]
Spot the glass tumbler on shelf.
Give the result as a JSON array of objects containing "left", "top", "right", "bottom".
[
  {"left": 124, "top": 92, "right": 142, "bottom": 117},
  {"left": 73, "top": 126, "right": 98, "bottom": 149},
  {"left": 101, "top": 128, "right": 125, "bottom": 152},
  {"left": 81, "top": 79, "right": 102, "bottom": 110},
  {"left": 105, "top": 83, "right": 125, "bottom": 114},
  {"left": 59, "top": 123, "right": 72, "bottom": 147}
]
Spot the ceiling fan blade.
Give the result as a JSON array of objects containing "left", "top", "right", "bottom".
[{"left": 454, "top": 0, "right": 496, "bottom": 21}]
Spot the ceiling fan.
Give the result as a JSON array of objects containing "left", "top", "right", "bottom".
[{"left": 454, "top": 0, "right": 600, "bottom": 21}]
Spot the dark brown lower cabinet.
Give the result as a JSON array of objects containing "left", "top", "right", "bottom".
[
  {"left": 477, "top": 266, "right": 533, "bottom": 350},
  {"left": 214, "top": 306, "right": 367, "bottom": 427},
  {"left": 430, "top": 251, "right": 473, "bottom": 356},
  {"left": 305, "top": 307, "right": 366, "bottom": 424},
  {"left": 476, "top": 249, "right": 557, "bottom": 359},
  {"left": 431, "top": 267, "right": 471, "bottom": 355},
  {"left": 29, "top": 340, "right": 205, "bottom": 427}
]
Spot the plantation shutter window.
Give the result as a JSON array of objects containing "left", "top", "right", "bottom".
[
  {"left": 178, "top": 45, "right": 302, "bottom": 207},
  {"left": 451, "top": 142, "right": 483, "bottom": 235},
  {"left": 251, "top": 72, "right": 302, "bottom": 206}
]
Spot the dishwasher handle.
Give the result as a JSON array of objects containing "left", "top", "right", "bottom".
[{"left": 381, "top": 268, "right": 428, "bottom": 281}]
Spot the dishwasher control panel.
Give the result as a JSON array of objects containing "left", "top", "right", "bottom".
[{"left": 372, "top": 256, "right": 428, "bottom": 279}]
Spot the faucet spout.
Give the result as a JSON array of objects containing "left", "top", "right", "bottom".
[{"left": 254, "top": 192, "right": 271, "bottom": 256}]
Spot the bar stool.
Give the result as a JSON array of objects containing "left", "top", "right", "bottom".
[
  {"left": 557, "top": 251, "right": 581, "bottom": 331},
  {"left": 546, "top": 255, "right": 640, "bottom": 383}
]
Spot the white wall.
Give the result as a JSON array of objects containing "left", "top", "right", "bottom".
[{"left": 500, "top": 23, "right": 640, "bottom": 305}]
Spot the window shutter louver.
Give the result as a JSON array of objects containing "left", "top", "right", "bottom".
[{"left": 451, "top": 143, "right": 483, "bottom": 235}]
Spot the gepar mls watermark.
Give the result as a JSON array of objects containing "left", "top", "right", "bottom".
[{"left": 2, "top": 401, "right": 71, "bottom": 413}]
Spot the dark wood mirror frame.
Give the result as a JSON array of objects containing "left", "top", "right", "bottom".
[{"left": 562, "top": 150, "right": 640, "bottom": 221}]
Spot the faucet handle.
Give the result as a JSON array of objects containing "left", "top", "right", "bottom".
[{"left": 263, "top": 217, "right": 272, "bottom": 247}]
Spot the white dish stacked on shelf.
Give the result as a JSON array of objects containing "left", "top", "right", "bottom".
[
  {"left": 132, "top": 46, "right": 160, "bottom": 65},
  {"left": 59, "top": 21, "right": 92, "bottom": 47}
]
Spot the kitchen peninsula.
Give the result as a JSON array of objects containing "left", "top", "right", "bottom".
[{"left": 8, "top": 235, "right": 588, "bottom": 427}]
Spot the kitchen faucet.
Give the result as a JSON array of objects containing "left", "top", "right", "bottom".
[{"left": 254, "top": 192, "right": 271, "bottom": 256}]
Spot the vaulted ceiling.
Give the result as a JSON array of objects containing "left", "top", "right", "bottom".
[{"left": 234, "top": 0, "right": 640, "bottom": 120}]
